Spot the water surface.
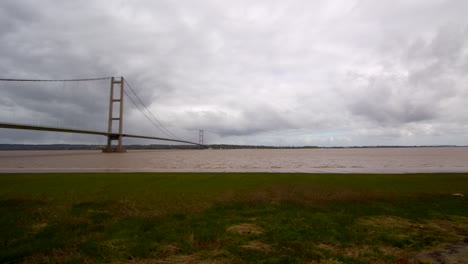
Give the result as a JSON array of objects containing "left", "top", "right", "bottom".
[{"left": 1, "top": 147, "right": 467, "bottom": 173}]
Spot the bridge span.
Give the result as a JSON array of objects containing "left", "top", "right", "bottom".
[
  {"left": 0, "top": 122, "right": 200, "bottom": 147},
  {"left": 0, "top": 77, "right": 202, "bottom": 151}
]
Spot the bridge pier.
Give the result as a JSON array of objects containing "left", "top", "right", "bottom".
[
  {"left": 103, "top": 134, "right": 126, "bottom": 152},
  {"left": 103, "top": 77, "right": 126, "bottom": 153}
]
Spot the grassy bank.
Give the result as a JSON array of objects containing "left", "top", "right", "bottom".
[{"left": 0, "top": 173, "right": 467, "bottom": 263}]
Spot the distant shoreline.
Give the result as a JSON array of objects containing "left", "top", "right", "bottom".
[{"left": 0, "top": 143, "right": 463, "bottom": 151}]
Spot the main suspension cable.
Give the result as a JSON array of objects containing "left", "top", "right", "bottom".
[
  {"left": 124, "top": 79, "right": 180, "bottom": 140},
  {"left": 123, "top": 89, "right": 176, "bottom": 139},
  {"left": 0, "top": 77, "right": 113, "bottom": 82}
]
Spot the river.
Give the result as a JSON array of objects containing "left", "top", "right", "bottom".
[{"left": 0, "top": 147, "right": 467, "bottom": 173}]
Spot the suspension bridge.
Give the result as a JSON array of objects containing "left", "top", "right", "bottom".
[{"left": 0, "top": 77, "right": 201, "bottom": 152}]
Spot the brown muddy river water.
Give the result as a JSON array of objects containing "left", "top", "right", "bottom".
[{"left": 0, "top": 147, "right": 467, "bottom": 173}]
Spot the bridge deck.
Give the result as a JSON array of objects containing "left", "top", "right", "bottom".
[{"left": 0, "top": 122, "right": 199, "bottom": 145}]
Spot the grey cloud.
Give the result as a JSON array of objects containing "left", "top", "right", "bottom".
[
  {"left": 350, "top": 97, "right": 436, "bottom": 125},
  {"left": 174, "top": 103, "right": 294, "bottom": 138},
  {"left": 0, "top": 0, "right": 39, "bottom": 36},
  {"left": 0, "top": 80, "right": 110, "bottom": 132},
  {"left": 342, "top": 23, "right": 468, "bottom": 128}
]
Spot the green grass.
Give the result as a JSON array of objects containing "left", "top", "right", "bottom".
[{"left": 0, "top": 173, "right": 466, "bottom": 263}]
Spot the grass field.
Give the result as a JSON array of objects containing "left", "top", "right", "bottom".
[{"left": 0, "top": 173, "right": 467, "bottom": 263}]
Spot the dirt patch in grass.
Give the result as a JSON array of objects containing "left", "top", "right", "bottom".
[
  {"left": 342, "top": 245, "right": 374, "bottom": 258},
  {"left": 100, "top": 238, "right": 129, "bottom": 251},
  {"left": 226, "top": 223, "right": 264, "bottom": 235},
  {"left": 310, "top": 259, "right": 346, "bottom": 264},
  {"left": 132, "top": 250, "right": 232, "bottom": 264},
  {"left": 240, "top": 240, "right": 271, "bottom": 252},
  {"left": 358, "top": 215, "right": 468, "bottom": 239},
  {"left": 358, "top": 215, "right": 418, "bottom": 229},
  {"left": 317, "top": 243, "right": 377, "bottom": 259},
  {"left": 112, "top": 199, "right": 143, "bottom": 217},
  {"left": 425, "top": 219, "right": 468, "bottom": 239},
  {"left": 357, "top": 216, "right": 468, "bottom": 262},
  {"left": 30, "top": 222, "right": 48, "bottom": 234},
  {"left": 378, "top": 246, "right": 403, "bottom": 256},
  {"left": 412, "top": 237, "right": 468, "bottom": 264}
]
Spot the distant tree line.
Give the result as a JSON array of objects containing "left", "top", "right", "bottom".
[{"left": 0, "top": 144, "right": 459, "bottom": 151}]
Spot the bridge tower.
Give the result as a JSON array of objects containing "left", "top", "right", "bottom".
[
  {"left": 199, "top": 129, "right": 204, "bottom": 145},
  {"left": 103, "top": 77, "right": 126, "bottom": 152}
]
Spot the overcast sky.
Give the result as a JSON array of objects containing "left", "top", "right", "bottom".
[{"left": 1, "top": 0, "right": 467, "bottom": 146}]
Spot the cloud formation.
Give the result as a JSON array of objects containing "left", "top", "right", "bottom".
[{"left": 1, "top": 0, "right": 467, "bottom": 146}]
